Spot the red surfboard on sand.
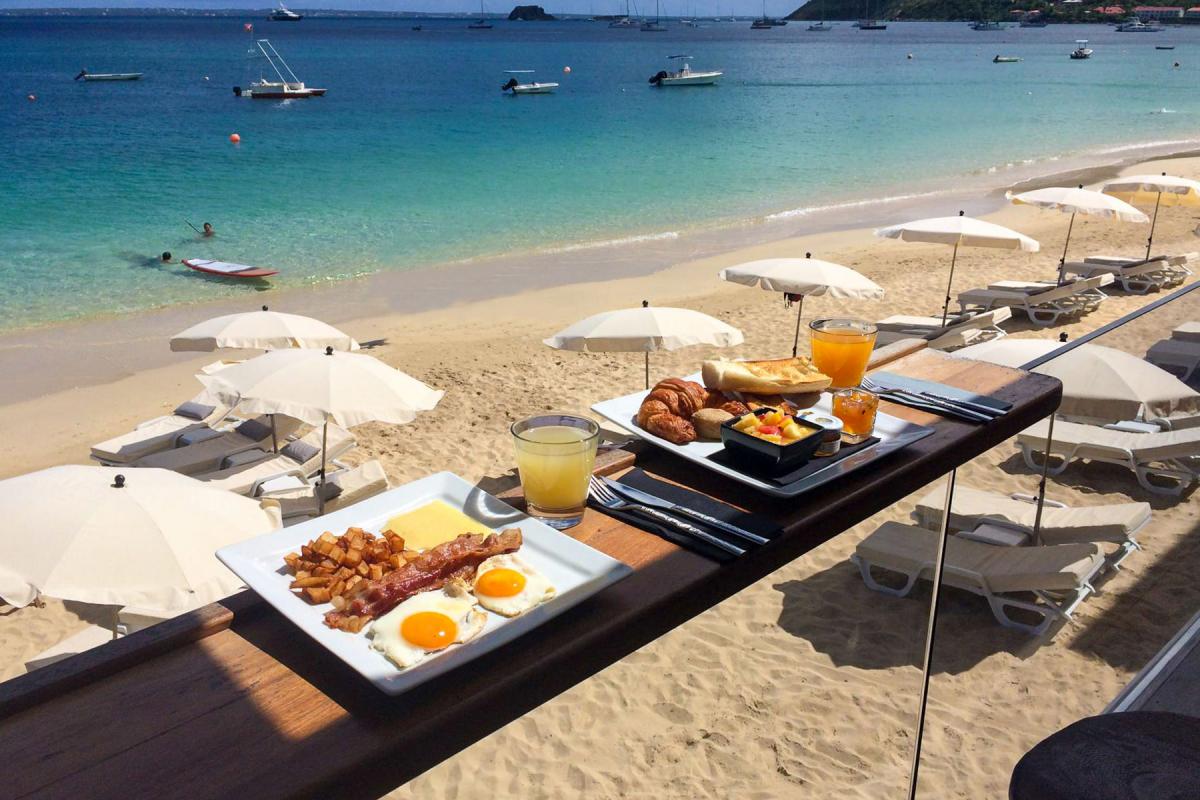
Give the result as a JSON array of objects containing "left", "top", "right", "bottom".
[{"left": 183, "top": 259, "right": 280, "bottom": 279}]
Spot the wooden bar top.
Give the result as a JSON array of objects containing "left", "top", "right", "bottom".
[{"left": 0, "top": 350, "right": 1061, "bottom": 800}]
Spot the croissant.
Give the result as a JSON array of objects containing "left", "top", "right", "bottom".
[
  {"left": 636, "top": 379, "right": 707, "bottom": 445},
  {"left": 645, "top": 379, "right": 707, "bottom": 418},
  {"left": 644, "top": 412, "right": 696, "bottom": 445}
]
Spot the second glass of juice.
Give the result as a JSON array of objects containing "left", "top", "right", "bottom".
[
  {"left": 809, "top": 318, "right": 878, "bottom": 389},
  {"left": 511, "top": 413, "right": 600, "bottom": 530}
]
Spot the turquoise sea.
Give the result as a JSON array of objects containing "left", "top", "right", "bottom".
[{"left": 2, "top": 16, "right": 1199, "bottom": 330}]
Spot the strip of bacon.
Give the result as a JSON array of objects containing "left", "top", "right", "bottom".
[{"left": 324, "top": 529, "right": 522, "bottom": 630}]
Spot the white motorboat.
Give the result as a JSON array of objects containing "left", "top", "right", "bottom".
[
  {"left": 233, "top": 40, "right": 326, "bottom": 99},
  {"left": 970, "top": 20, "right": 1003, "bottom": 30},
  {"left": 1116, "top": 18, "right": 1165, "bottom": 31},
  {"left": 1070, "top": 39, "right": 1093, "bottom": 59},
  {"left": 649, "top": 55, "right": 722, "bottom": 86},
  {"left": 502, "top": 70, "right": 559, "bottom": 94},
  {"left": 269, "top": 3, "right": 302, "bottom": 21},
  {"left": 75, "top": 70, "right": 143, "bottom": 81}
]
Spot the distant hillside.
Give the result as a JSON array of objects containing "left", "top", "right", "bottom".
[{"left": 786, "top": 0, "right": 1126, "bottom": 21}]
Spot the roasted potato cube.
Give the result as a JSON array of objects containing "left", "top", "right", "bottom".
[
  {"left": 369, "top": 563, "right": 383, "bottom": 581},
  {"left": 305, "top": 587, "right": 332, "bottom": 604},
  {"left": 344, "top": 548, "right": 363, "bottom": 567}
]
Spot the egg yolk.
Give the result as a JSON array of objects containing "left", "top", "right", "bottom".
[
  {"left": 476, "top": 568, "right": 527, "bottom": 598},
  {"left": 400, "top": 611, "right": 458, "bottom": 651}
]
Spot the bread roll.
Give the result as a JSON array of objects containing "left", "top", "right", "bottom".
[
  {"left": 692, "top": 408, "right": 733, "bottom": 440},
  {"left": 702, "top": 357, "right": 832, "bottom": 395}
]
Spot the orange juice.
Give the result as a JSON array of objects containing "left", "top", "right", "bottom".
[
  {"left": 511, "top": 415, "right": 600, "bottom": 530},
  {"left": 809, "top": 319, "right": 877, "bottom": 389}
]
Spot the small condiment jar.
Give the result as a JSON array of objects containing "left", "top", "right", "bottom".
[{"left": 798, "top": 411, "right": 843, "bottom": 457}]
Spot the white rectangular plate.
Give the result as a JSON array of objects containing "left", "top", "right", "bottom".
[
  {"left": 217, "top": 472, "right": 632, "bottom": 695},
  {"left": 591, "top": 376, "right": 935, "bottom": 498}
]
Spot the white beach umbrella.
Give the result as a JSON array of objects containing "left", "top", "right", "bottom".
[
  {"left": 0, "top": 466, "right": 280, "bottom": 614},
  {"left": 1102, "top": 172, "right": 1200, "bottom": 260},
  {"left": 954, "top": 338, "right": 1200, "bottom": 422},
  {"left": 1007, "top": 186, "right": 1148, "bottom": 284},
  {"left": 875, "top": 211, "right": 1040, "bottom": 326},
  {"left": 719, "top": 253, "right": 885, "bottom": 356},
  {"left": 170, "top": 306, "right": 360, "bottom": 353},
  {"left": 543, "top": 301, "right": 744, "bottom": 389},
  {"left": 204, "top": 347, "right": 443, "bottom": 511}
]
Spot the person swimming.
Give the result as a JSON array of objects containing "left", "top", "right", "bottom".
[
  {"left": 202, "top": 222, "right": 214, "bottom": 237},
  {"left": 161, "top": 251, "right": 173, "bottom": 263}
]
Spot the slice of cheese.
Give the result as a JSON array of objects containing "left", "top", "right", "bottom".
[{"left": 384, "top": 500, "right": 491, "bottom": 552}]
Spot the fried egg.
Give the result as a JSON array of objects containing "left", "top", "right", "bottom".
[
  {"left": 368, "top": 584, "right": 486, "bottom": 669},
  {"left": 472, "top": 554, "right": 556, "bottom": 617}
]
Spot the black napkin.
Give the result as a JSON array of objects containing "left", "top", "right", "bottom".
[
  {"left": 708, "top": 436, "right": 880, "bottom": 487},
  {"left": 587, "top": 469, "right": 783, "bottom": 563}
]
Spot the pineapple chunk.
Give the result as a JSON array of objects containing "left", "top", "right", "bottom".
[{"left": 782, "top": 422, "right": 805, "bottom": 441}]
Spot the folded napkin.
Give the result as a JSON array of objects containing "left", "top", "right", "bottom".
[
  {"left": 588, "top": 469, "right": 782, "bottom": 563},
  {"left": 869, "top": 372, "right": 1012, "bottom": 414},
  {"left": 707, "top": 436, "right": 880, "bottom": 487}
]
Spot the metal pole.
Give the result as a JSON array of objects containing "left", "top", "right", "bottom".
[
  {"left": 1058, "top": 212, "right": 1076, "bottom": 286},
  {"left": 270, "top": 414, "right": 278, "bottom": 454},
  {"left": 907, "top": 467, "right": 958, "bottom": 800},
  {"left": 1030, "top": 414, "right": 1056, "bottom": 547},
  {"left": 1146, "top": 191, "right": 1162, "bottom": 261},
  {"left": 644, "top": 352, "right": 650, "bottom": 390},
  {"left": 792, "top": 295, "right": 805, "bottom": 358},
  {"left": 940, "top": 243, "right": 959, "bottom": 328},
  {"left": 318, "top": 419, "right": 328, "bottom": 516}
]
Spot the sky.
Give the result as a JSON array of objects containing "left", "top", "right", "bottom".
[{"left": 0, "top": 0, "right": 791, "bottom": 12}]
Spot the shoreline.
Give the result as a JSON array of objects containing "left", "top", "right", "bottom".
[{"left": 3, "top": 135, "right": 1198, "bottom": 344}]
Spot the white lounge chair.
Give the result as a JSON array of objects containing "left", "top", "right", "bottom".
[
  {"left": 268, "top": 460, "right": 391, "bottom": 523},
  {"left": 193, "top": 425, "right": 356, "bottom": 495},
  {"left": 1147, "top": 337, "right": 1200, "bottom": 383},
  {"left": 1084, "top": 251, "right": 1195, "bottom": 284},
  {"left": 957, "top": 275, "right": 1112, "bottom": 327},
  {"left": 911, "top": 484, "right": 1149, "bottom": 569},
  {"left": 852, "top": 522, "right": 1105, "bottom": 636},
  {"left": 1173, "top": 322, "right": 1200, "bottom": 344},
  {"left": 1063, "top": 254, "right": 1191, "bottom": 294},
  {"left": 1017, "top": 418, "right": 1200, "bottom": 496},
  {"left": 24, "top": 625, "right": 117, "bottom": 672},
  {"left": 90, "top": 399, "right": 231, "bottom": 464},
  {"left": 130, "top": 415, "right": 302, "bottom": 476},
  {"left": 875, "top": 307, "right": 1012, "bottom": 350}
]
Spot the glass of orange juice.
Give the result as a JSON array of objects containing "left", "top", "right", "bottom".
[
  {"left": 511, "top": 413, "right": 600, "bottom": 530},
  {"left": 809, "top": 318, "right": 877, "bottom": 389}
]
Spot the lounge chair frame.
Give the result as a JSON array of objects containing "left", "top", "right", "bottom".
[
  {"left": 957, "top": 276, "right": 1110, "bottom": 328},
  {"left": 1018, "top": 436, "right": 1199, "bottom": 496}
]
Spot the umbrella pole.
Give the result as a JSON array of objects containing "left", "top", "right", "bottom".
[
  {"left": 318, "top": 420, "right": 328, "bottom": 516},
  {"left": 1030, "top": 414, "right": 1056, "bottom": 547},
  {"left": 791, "top": 295, "right": 805, "bottom": 358},
  {"left": 271, "top": 415, "right": 278, "bottom": 454},
  {"left": 940, "top": 243, "right": 959, "bottom": 328},
  {"left": 1058, "top": 212, "right": 1076, "bottom": 286},
  {"left": 1146, "top": 192, "right": 1162, "bottom": 261},
  {"left": 644, "top": 352, "right": 650, "bottom": 391},
  {"left": 906, "top": 467, "right": 958, "bottom": 800}
]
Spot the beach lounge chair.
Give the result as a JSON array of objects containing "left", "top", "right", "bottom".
[
  {"left": 956, "top": 275, "right": 1112, "bottom": 327},
  {"left": 1147, "top": 339, "right": 1200, "bottom": 384},
  {"left": 1084, "top": 251, "right": 1196, "bottom": 283},
  {"left": 875, "top": 307, "right": 1012, "bottom": 350},
  {"left": 911, "top": 484, "right": 1149, "bottom": 569},
  {"left": 852, "top": 522, "right": 1105, "bottom": 636},
  {"left": 130, "top": 415, "right": 302, "bottom": 476},
  {"left": 193, "top": 424, "right": 356, "bottom": 495},
  {"left": 1016, "top": 418, "right": 1200, "bottom": 496},
  {"left": 1062, "top": 254, "right": 1191, "bottom": 294},
  {"left": 90, "top": 399, "right": 231, "bottom": 464},
  {"left": 268, "top": 460, "right": 391, "bottom": 523},
  {"left": 24, "top": 625, "right": 116, "bottom": 672}
]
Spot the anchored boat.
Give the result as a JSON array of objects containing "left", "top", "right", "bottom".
[
  {"left": 75, "top": 70, "right": 143, "bottom": 81},
  {"left": 1070, "top": 39, "right": 1093, "bottom": 59},
  {"left": 233, "top": 40, "right": 325, "bottom": 99},
  {"left": 502, "top": 70, "right": 559, "bottom": 94},
  {"left": 992, "top": 55, "right": 1021, "bottom": 63},
  {"left": 269, "top": 3, "right": 302, "bottom": 21},
  {"left": 649, "top": 55, "right": 722, "bottom": 86}
]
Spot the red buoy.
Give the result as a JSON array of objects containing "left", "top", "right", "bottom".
[{"left": 229, "top": 133, "right": 241, "bottom": 144}]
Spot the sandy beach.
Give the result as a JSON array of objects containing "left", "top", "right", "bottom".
[{"left": 2, "top": 152, "right": 1199, "bottom": 798}]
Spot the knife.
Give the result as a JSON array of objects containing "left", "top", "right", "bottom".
[
  {"left": 872, "top": 388, "right": 993, "bottom": 423},
  {"left": 602, "top": 477, "right": 770, "bottom": 546}
]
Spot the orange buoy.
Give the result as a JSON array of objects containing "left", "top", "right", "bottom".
[{"left": 229, "top": 133, "right": 241, "bottom": 144}]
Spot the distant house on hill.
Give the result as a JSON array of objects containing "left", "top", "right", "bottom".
[
  {"left": 1093, "top": 5, "right": 1127, "bottom": 14},
  {"left": 1185, "top": 5, "right": 1200, "bottom": 16},
  {"left": 1132, "top": 5, "right": 1185, "bottom": 19}
]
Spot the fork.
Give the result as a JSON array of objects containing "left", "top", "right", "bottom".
[
  {"left": 588, "top": 475, "right": 746, "bottom": 557},
  {"left": 860, "top": 376, "right": 993, "bottom": 423}
]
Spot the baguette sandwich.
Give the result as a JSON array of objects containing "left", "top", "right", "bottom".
[{"left": 701, "top": 357, "right": 832, "bottom": 395}]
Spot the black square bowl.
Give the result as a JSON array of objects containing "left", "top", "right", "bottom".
[{"left": 719, "top": 408, "right": 825, "bottom": 476}]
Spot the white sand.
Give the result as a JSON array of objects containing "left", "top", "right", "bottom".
[{"left": 2, "top": 155, "right": 1199, "bottom": 798}]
